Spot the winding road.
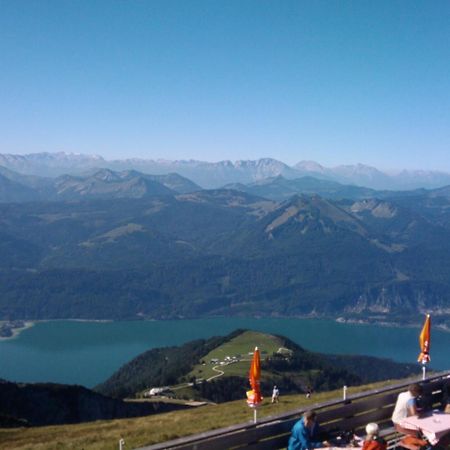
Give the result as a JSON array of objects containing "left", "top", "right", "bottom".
[{"left": 206, "top": 365, "right": 225, "bottom": 382}]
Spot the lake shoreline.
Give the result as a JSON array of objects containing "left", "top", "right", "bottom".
[
  {"left": 0, "top": 321, "right": 35, "bottom": 341},
  {"left": 0, "top": 319, "right": 115, "bottom": 341},
  {"left": 0, "top": 314, "right": 448, "bottom": 342},
  {"left": 0, "top": 317, "right": 448, "bottom": 387}
]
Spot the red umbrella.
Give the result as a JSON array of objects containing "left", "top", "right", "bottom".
[{"left": 246, "top": 346, "right": 262, "bottom": 410}]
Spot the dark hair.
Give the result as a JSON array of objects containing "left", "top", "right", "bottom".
[
  {"left": 408, "top": 383, "right": 423, "bottom": 397},
  {"left": 304, "top": 410, "right": 317, "bottom": 421}
]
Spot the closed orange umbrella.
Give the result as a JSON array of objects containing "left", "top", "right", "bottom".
[
  {"left": 417, "top": 314, "right": 431, "bottom": 380},
  {"left": 246, "top": 346, "right": 262, "bottom": 421},
  {"left": 417, "top": 314, "right": 431, "bottom": 364}
]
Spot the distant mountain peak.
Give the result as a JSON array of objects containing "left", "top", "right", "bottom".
[
  {"left": 53, "top": 168, "right": 176, "bottom": 199},
  {"left": 294, "top": 160, "right": 326, "bottom": 173},
  {"left": 92, "top": 168, "right": 121, "bottom": 182},
  {"left": 234, "top": 158, "right": 290, "bottom": 169},
  {"left": 28, "top": 151, "right": 105, "bottom": 162},
  {"left": 263, "top": 193, "right": 364, "bottom": 238},
  {"left": 333, "top": 163, "right": 384, "bottom": 175},
  {"left": 350, "top": 199, "right": 398, "bottom": 218}
]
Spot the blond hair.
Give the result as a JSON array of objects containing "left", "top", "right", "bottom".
[{"left": 365, "top": 423, "right": 379, "bottom": 437}]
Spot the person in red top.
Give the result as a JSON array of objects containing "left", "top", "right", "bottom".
[{"left": 362, "top": 423, "right": 387, "bottom": 450}]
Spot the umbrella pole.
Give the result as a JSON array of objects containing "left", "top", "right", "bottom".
[
  {"left": 254, "top": 408, "right": 257, "bottom": 424},
  {"left": 422, "top": 364, "right": 426, "bottom": 380}
]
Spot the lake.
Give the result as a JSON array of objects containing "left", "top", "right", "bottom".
[{"left": 0, "top": 318, "right": 449, "bottom": 388}]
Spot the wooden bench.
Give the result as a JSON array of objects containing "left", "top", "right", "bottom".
[{"left": 138, "top": 371, "right": 450, "bottom": 450}]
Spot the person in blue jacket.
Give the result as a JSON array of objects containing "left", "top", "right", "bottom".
[{"left": 288, "top": 410, "right": 331, "bottom": 450}]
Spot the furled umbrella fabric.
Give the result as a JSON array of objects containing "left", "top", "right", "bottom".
[
  {"left": 417, "top": 314, "right": 431, "bottom": 364},
  {"left": 247, "top": 346, "right": 262, "bottom": 406}
]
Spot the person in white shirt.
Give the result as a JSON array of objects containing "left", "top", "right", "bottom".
[{"left": 391, "top": 384, "right": 422, "bottom": 435}]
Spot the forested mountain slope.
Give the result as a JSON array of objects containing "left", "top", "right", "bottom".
[{"left": 1, "top": 186, "right": 450, "bottom": 325}]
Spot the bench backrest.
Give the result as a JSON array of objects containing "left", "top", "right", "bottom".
[{"left": 139, "top": 371, "right": 450, "bottom": 450}]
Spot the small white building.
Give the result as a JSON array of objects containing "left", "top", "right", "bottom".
[{"left": 146, "top": 386, "right": 170, "bottom": 396}]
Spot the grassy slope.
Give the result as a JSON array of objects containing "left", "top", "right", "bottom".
[
  {"left": 188, "top": 330, "right": 283, "bottom": 380},
  {"left": 140, "top": 330, "right": 283, "bottom": 401},
  {"left": 0, "top": 380, "right": 400, "bottom": 450}
]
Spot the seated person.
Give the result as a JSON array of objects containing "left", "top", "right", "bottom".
[
  {"left": 391, "top": 383, "right": 423, "bottom": 436},
  {"left": 362, "top": 423, "right": 387, "bottom": 450},
  {"left": 415, "top": 391, "right": 432, "bottom": 415},
  {"left": 288, "top": 410, "right": 331, "bottom": 450},
  {"left": 442, "top": 377, "right": 450, "bottom": 413}
]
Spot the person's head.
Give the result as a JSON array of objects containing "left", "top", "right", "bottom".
[
  {"left": 303, "top": 410, "right": 317, "bottom": 427},
  {"left": 365, "top": 423, "right": 379, "bottom": 438},
  {"left": 409, "top": 383, "right": 423, "bottom": 397}
]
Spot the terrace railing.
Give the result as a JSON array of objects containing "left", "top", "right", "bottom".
[{"left": 138, "top": 370, "right": 450, "bottom": 450}]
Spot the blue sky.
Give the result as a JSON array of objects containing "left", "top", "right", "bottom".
[{"left": 1, "top": 0, "right": 450, "bottom": 170}]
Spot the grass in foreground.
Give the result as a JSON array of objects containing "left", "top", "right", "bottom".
[{"left": 0, "top": 380, "right": 399, "bottom": 450}]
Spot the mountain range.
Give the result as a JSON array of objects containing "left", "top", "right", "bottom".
[
  {"left": 2, "top": 152, "right": 450, "bottom": 190},
  {"left": 0, "top": 166, "right": 200, "bottom": 202},
  {"left": 1, "top": 152, "right": 450, "bottom": 327},
  {"left": 1, "top": 181, "right": 450, "bottom": 326}
]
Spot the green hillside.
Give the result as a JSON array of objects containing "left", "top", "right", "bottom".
[
  {"left": 96, "top": 330, "right": 416, "bottom": 404},
  {"left": 95, "top": 331, "right": 243, "bottom": 399},
  {"left": 0, "top": 380, "right": 409, "bottom": 450},
  {"left": 0, "top": 329, "right": 419, "bottom": 447},
  {"left": 188, "top": 330, "right": 281, "bottom": 380}
]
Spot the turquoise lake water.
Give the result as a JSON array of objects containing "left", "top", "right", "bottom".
[{"left": 0, "top": 318, "right": 449, "bottom": 388}]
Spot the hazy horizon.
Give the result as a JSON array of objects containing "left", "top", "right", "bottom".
[
  {"left": 3, "top": 150, "right": 450, "bottom": 174},
  {"left": 1, "top": 1, "right": 450, "bottom": 171}
]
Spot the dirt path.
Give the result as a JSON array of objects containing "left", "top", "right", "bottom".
[{"left": 206, "top": 365, "right": 224, "bottom": 382}]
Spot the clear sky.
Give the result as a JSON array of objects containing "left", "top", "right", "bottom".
[{"left": 1, "top": 0, "right": 450, "bottom": 170}]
